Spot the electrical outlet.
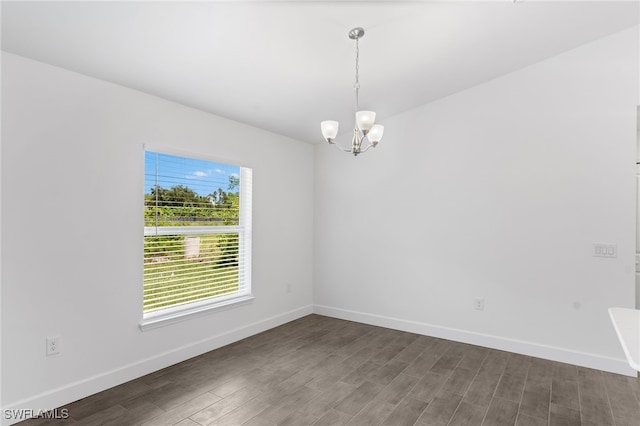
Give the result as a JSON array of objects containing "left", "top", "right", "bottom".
[
  {"left": 286, "top": 283, "right": 292, "bottom": 293},
  {"left": 475, "top": 298, "right": 485, "bottom": 311},
  {"left": 46, "top": 336, "right": 60, "bottom": 356}
]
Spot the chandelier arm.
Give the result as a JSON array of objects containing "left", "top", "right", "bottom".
[
  {"left": 359, "top": 142, "right": 375, "bottom": 154},
  {"left": 327, "top": 139, "right": 355, "bottom": 153}
]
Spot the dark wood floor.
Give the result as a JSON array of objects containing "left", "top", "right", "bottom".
[{"left": 20, "top": 314, "right": 640, "bottom": 426}]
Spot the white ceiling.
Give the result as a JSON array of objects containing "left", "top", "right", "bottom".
[{"left": 2, "top": 1, "right": 638, "bottom": 144}]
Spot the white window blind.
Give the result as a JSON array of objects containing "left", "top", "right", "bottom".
[{"left": 143, "top": 150, "right": 252, "bottom": 321}]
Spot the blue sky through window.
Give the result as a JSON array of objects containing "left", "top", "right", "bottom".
[{"left": 145, "top": 151, "right": 240, "bottom": 197}]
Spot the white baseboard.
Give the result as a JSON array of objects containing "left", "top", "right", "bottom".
[
  {"left": 313, "top": 304, "right": 637, "bottom": 377},
  {"left": 1, "top": 305, "right": 314, "bottom": 426}
]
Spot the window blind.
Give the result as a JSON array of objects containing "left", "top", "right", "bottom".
[{"left": 143, "top": 151, "right": 252, "bottom": 314}]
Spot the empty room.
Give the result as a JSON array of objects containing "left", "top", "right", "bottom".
[{"left": 1, "top": 1, "right": 639, "bottom": 425}]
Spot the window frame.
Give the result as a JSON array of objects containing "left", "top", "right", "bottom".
[{"left": 139, "top": 146, "right": 253, "bottom": 331}]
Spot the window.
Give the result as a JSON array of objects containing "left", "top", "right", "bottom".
[{"left": 141, "top": 149, "right": 252, "bottom": 329}]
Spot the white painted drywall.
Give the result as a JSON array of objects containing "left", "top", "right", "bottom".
[
  {"left": 0, "top": 52, "right": 314, "bottom": 418},
  {"left": 0, "top": 45, "right": 4, "bottom": 423},
  {"left": 314, "top": 27, "right": 639, "bottom": 376}
]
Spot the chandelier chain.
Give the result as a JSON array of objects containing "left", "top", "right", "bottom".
[
  {"left": 355, "top": 37, "right": 360, "bottom": 89},
  {"left": 354, "top": 37, "right": 360, "bottom": 113}
]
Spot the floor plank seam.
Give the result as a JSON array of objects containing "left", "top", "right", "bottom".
[{"left": 14, "top": 315, "right": 640, "bottom": 426}]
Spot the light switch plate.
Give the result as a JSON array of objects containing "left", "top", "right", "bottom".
[{"left": 594, "top": 243, "right": 617, "bottom": 258}]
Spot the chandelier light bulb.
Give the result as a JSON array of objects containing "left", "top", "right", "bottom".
[
  {"left": 368, "top": 124, "right": 384, "bottom": 146},
  {"left": 356, "top": 111, "right": 376, "bottom": 134},
  {"left": 321, "top": 121, "right": 339, "bottom": 142}
]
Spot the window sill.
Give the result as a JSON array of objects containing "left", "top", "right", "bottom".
[{"left": 139, "top": 294, "right": 254, "bottom": 331}]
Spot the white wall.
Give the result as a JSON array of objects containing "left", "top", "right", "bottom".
[
  {"left": 0, "top": 52, "right": 314, "bottom": 418},
  {"left": 315, "top": 27, "right": 639, "bottom": 376}
]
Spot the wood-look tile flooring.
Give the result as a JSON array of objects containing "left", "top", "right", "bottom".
[{"left": 21, "top": 315, "right": 640, "bottom": 426}]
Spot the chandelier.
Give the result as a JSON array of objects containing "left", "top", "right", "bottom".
[{"left": 321, "top": 27, "right": 384, "bottom": 156}]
